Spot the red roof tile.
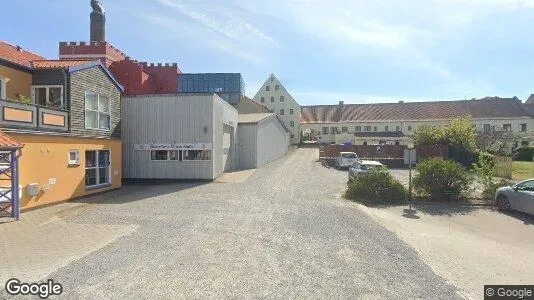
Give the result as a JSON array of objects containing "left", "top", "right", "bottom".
[
  {"left": 300, "top": 97, "right": 529, "bottom": 123},
  {"left": 0, "top": 40, "right": 45, "bottom": 68},
  {"left": 0, "top": 130, "right": 23, "bottom": 149},
  {"left": 31, "top": 60, "right": 92, "bottom": 69}
]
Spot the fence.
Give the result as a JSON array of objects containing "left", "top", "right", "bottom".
[
  {"left": 319, "top": 144, "right": 449, "bottom": 161},
  {"left": 493, "top": 156, "right": 512, "bottom": 179}
]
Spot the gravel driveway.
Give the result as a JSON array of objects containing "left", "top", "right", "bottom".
[{"left": 11, "top": 148, "right": 461, "bottom": 299}]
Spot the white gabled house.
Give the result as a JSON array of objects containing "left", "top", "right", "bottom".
[{"left": 252, "top": 74, "right": 301, "bottom": 144}]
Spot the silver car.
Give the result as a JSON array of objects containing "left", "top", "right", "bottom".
[
  {"left": 335, "top": 152, "right": 358, "bottom": 169},
  {"left": 495, "top": 179, "right": 534, "bottom": 215},
  {"left": 348, "top": 160, "right": 385, "bottom": 181}
]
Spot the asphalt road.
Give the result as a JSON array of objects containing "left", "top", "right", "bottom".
[{"left": 43, "top": 148, "right": 461, "bottom": 299}]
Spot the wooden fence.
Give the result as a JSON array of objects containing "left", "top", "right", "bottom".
[{"left": 493, "top": 156, "right": 512, "bottom": 179}]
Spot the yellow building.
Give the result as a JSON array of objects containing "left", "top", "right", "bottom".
[{"left": 0, "top": 41, "right": 123, "bottom": 209}]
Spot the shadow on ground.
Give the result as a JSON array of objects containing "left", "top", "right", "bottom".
[
  {"left": 74, "top": 180, "right": 210, "bottom": 205},
  {"left": 410, "top": 204, "right": 479, "bottom": 217},
  {"left": 501, "top": 210, "right": 534, "bottom": 225}
]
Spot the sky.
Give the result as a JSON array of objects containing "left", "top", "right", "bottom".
[{"left": 2, "top": 0, "right": 534, "bottom": 105}]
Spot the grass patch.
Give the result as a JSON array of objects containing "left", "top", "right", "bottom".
[{"left": 512, "top": 161, "right": 534, "bottom": 181}]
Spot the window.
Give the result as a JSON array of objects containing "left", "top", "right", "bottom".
[
  {"left": 85, "top": 92, "right": 110, "bottom": 130},
  {"left": 331, "top": 127, "right": 337, "bottom": 134},
  {"left": 290, "top": 134, "right": 295, "bottom": 138},
  {"left": 484, "top": 124, "right": 491, "bottom": 132},
  {"left": 503, "top": 124, "right": 512, "bottom": 132},
  {"left": 275, "top": 85, "right": 279, "bottom": 90},
  {"left": 260, "top": 97, "right": 265, "bottom": 103},
  {"left": 280, "top": 109, "right": 284, "bottom": 115},
  {"left": 0, "top": 77, "right": 6, "bottom": 99},
  {"left": 342, "top": 127, "right": 348, "bottom": 133},
  {"left": 68, "top": 150, "right": 80, "bottom": 166},
  {"left": 289, "top": 109, "right": 294, "bottom": 115},
  {"left": 150, "top": 150, "right": 180, "bottom": 161},
  {"left": 395, "top": 141, "right": 400, "bottom": 145},
  {"left": 408, "top": 125, "right": 412, "bottom": 131},
  {"left": 280, "top": 96, "right": 284, "bottom": 102},
  {"left": 270, "top": 76, "right": 274, "bottom": 81},
  {"left": 364, "top": 126, "right": 371, "bottom": 131},
  {"left": 363, "top": 141, "right": 367, "bottom": 145},
  {"left": 355, "top": 126, "right": 361, "bottom": 132},
  {"left": 290, "top": 121, "right": 294, "bottom": 127},
  {"left": 271, "top": 97, "right": 275, "bottom": 102},
  {"left": 183, "top": 150, "right": 212, "bottom": 161},
  {"left": 266, "top": 85, "right": 270, "bottom": 91},
  {"left": 396, "top": 126, "right": 400, "bottom": 131},
  {"left": 516, "top": 180, "right": 534, "bottom": 191},
  {"left": 373, "top": 126, "right": 378, "bottom": 131},
  {"left": 385, "top": 126, "right": 389, "bottom": 132},
  {"left": 32, "top": 85, "right": 63, "bottom": 108},
  {"left": 85, "top": 150, "right": 110, "bottom": 187},
  {"left": 520, "top": 123, "right": 527, "bottom": 132},
  {"left": 322, "top": 127, "right": 329, "bottom": 134}
]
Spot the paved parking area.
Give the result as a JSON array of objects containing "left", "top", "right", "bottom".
[
  {"left": 358, "top": 204, "right": 534, "bottom": 300},
  {"left": 1, "top": 148, "right": 462, "bottom": 299}
]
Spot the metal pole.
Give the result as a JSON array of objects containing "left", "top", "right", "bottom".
[
  {"left": 12, "top": 150, "right": 19, "bottom": 221},
  {"left": 408, "top": 150, "right": 412, "bottom": 210}
]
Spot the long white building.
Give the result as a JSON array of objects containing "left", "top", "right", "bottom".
[{"left": 250, "top": 74, "right": 534, "bottom": 148}]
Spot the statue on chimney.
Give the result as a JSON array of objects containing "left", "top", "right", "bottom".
[{"left": 90, "top": 0, "right": 106, "bottom": 42}]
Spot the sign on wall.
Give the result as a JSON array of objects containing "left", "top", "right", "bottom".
[{"left": 134, "top": 143, "right": 212, "bottom": 151}]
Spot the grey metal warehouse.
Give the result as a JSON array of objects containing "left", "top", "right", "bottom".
[
  {"left": 122, "top": 94, "right": 237, "bottom": 180},
  {"left": 122, "top": 95, "right": 289, "bottom": 180},
  {"left": 236, "top": 113, "right": 289, "bottom": 170}
]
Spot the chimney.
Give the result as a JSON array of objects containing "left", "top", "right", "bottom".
[
  {"left": 339, "top": 100, "right": 344, "bottom": 105},
  {"left": 16, "top": 46, "right": 22, "bottom": 52},
  {"left": 90, "top": 0, "right": 106, "bottom": 42}
]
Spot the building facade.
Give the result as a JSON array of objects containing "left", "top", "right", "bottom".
[
  {"left": 122, "top": 94, "right": 238, "bottom": 180},
  {"left": 177, "top": 73, "right": 245, "bottom": 105},
  {"left": 299, "top": 98, "right": 534, "bottom": 149},
  {"left": 236, "top": 113, "right": 289, "bottom": 169},
  {"left": 252, "top": 74, "right": 301, "bottom": 144},
  {"left": 0, "top": 41, "right": 123, "bottom": 209}
]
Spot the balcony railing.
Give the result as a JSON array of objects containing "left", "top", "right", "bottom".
[{"left": 0, "top": 99, "right": 69, "bottom": 132}]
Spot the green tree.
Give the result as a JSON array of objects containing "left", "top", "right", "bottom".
[
  {"left": 442, "top": 117, "right": 477, "bottom": 152},
  {"left": 412, "top": 125, "right": 444, "bottom": 146}
]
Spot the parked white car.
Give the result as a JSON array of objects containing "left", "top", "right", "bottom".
[
  {"left": 348, "top": 160, "right": 385, "bottom": 181},
  {"left": 495, "top": 179, "right": 534, "bottom": 215},
  {"left": 335, "top": 152, "right": 358, "bottom": 168}
]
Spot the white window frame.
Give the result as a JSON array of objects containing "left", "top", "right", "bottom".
[
  {"left": 85, "top": 91, "right": 111, "bottom": 131},
  {"left": 68, "top": 149, "right": 80, "bottom": 166},
  {"left": 290, "top": 121, "right": 294, "bottom": 127},
  {"left": 519, "top": 123, "right": 527, "bottom": 132},
  {"left": 0, "top": 77, "right": 6, "bottom": 99},
  {"left": 85, "top": 150, "right": 111, "bottom": 188},
  {"left": 182, "top": 150, "right": 212, "bottom": 161},
  {"left": 31, "top": 85, "right": 64, "bottom": 107},
  {"left": 150, "top": 150, "right": 181, "bottom": 161}
]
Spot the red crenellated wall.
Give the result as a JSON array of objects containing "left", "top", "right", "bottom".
[{"left": 58, "top": 41, "right": 181, "bottom": 95}]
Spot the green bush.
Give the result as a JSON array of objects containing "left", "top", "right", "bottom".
[
  {"left": 512, "top": 147, "right": 534, "bottom": 162},
  {"left": 413, "top": 158, "right": 472, "bottom": 200},
  {"left": 476, "top": 151, "right": 495, "bottom": 169},
  {"left": 345, "top": 170, "right": 408, "bottom": 205},
  {"left": 473, "top": 152, "right": 498, "bottom": 199}
]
